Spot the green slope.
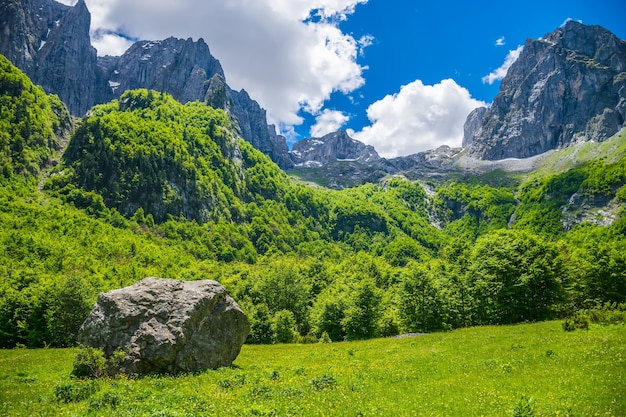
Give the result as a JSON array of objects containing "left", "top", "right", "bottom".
[{"left": 0, "top": 57, "right": 625, "bottom": 349}]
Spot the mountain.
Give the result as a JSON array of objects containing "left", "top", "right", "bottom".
[
  {"left": 0, "top": 0, "right": 111, "bottom": 115},
  {"left": 0, "top": 0, "right": 292, "bottom": 168},
  {"left": 98, "top": 38, "right": 292, "bottom": 169},
  {"left": 1, "top": 54, "right": 626, "bottom": 350},
  {"left": 292, "top": 22, "right": 626, "bottom": 186},
  {"left": 466, "top": 21, "right": 626, "bottom": 160},
  {"left": 0, "top": 54, "right": 71, "bottom": 178},
  {"left": 290, "top": 130, "right": 380, "bottom": 167}
]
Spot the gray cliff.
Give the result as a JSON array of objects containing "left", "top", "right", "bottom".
[
  {"left": 290, "top": 130, "right": 380, "bottom": 167},
  {"left": 0, "top": 0, "right": 292, "bottom": 168},
  {"left": 99, "top": 37, "right": 224, "bottom": 104},
  {"left": 99, "top": 36, "right": 292, "bottom": 168},
  {"left": 0, "top": 0, "right": 111, "bottom": 115},
  {"left": 467, "top": 21, "right": 626, "bottom": 160}
]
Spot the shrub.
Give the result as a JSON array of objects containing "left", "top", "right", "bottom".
[
  {"left": 71, "top": 346, "right": 127, "bottom": 379},
  {"left": 310, "top": 374, "right": 337, "bottom": 391},
  {"left": 512, "top": 396, "right": 536, "bottom": 417},
  {"left": 319, "top": 331, "right": 332, "bottom": 344},
  {"left": 54, "top": 380, "right": 98, "bottom": 403}
]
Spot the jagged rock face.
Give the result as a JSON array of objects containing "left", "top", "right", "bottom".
[
  {"left": 290, "top": 130, "right": 380, "bottom": 167},
  {"left": 0, "top": 0, "right": 110, "bottom": 115},
  {"left": 77, "top": 277, "right": 250, "bottom": 375},
  {"left": 462, "top": 107, "right": 487, "bottom": 148},
  {"left": 100, "top": 37, "right": 224, "bottom": 105},
  {"left": 468, "top": 21, "right": 626, "bottom": 160},
  {"left": 34, "top": 0, "right": 111, "bottom": 115},
  {"left": 0, "top": 0, "right": 69, "bottom": 74}
]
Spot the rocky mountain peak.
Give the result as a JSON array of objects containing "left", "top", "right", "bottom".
[
  {"left": 545, "top": 20, "right": 625, "bottom": 70},
  {"left": 290, "top": 130, "right": 380, "bottom": 167},
  {"left": 33, "top": 0, "right": 110, "bottom": 115},
  {"left": 467, "top": 22, "right": 626, "bottom": 160},
  {"left": 100, "top": 36, "right": 225, "bottom": 105}
]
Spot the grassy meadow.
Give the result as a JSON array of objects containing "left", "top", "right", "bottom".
[{"left": 1, "top": 321, "right": 624, "bottom": 416}]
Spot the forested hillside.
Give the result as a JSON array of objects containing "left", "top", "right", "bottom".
[{"left": 1, "top": 57, "right": 625, "bottom": 348}]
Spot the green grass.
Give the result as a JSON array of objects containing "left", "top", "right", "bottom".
[
  {"left": 530, "top": 129, "right": 626, "bottom": 179},
  {"left": 1, "top": 321, "right": 624, "bottom": 416}
]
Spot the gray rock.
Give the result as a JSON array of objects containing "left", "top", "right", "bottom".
[
  {"left": 467, "top": 21, "right": 626, "bottom": 160},
  {"left": 0, "top": 0, "right": 292, "bottom": 168},
  {"left": 462, "top": 106, "right": 487, "bottom": 148},
  {"left": 100, "top": 38, "right": 293, "bottom": 169},
  {"left": 290, "top": 130, "right": 380, "bottom": 167},
  {"left": 78, "top": 277, "right": 250, "bottom": 375},
  {"left": 0, "top": 0, "right": 70, "bottom": 76},
  {"left": 100, "top": 37, "right": 224, "bottom": 105},
  {"left": 34, "top": 0, "right": 111, "bottom": 115},
  {"left": 0, "top": 0, "right": 111, "bottom": 115}
]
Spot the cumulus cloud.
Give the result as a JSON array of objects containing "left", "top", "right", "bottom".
[
  {"left": 58, "top": 0, "right": 369, "bottom": 131},
  {"left": 482, "top": 45, "right": 524, "bottom": 85},
  {"left": 350, "top": 79, "right": 487, "bottom": 158},
  {"left": 310, "top": 109, "right": 350, "bottom": 137},
  {"left": 495, "top": 36, "right": 506, "bottom": 46}
]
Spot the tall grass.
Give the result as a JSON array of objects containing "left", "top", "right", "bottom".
[{"left": 1, "top": 320, "right": 624, "bottom": 416}]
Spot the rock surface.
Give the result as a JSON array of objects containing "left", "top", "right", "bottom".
[
  {"left": 0, "top": 0, "right": 111, "bottom": 115},
  {"left": 290, "top": 130, "right": 380, "bottom": 167},
  {"left": 0, "top": 0, "right": 292, "bottom": 168},
  {"left": 78, "top": 277, "right": 250, "bottom": 375},
  {"left": 462, "top": 106, "right": 487, "bottom": 148},
  {"left": 467, "top": 21, "right": 626, "bottom": 160}
]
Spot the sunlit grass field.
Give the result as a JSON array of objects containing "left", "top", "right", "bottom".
[{"left": 1, "top": 321, "right": 624, "bottom": 416}]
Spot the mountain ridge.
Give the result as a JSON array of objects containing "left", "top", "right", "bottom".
[
  {"left": 1, "top": 1, "right": 625, "bottom": 182},
  {"left": 466, "top": 21, "right": 626, "bottom": 160},
  {"left": 0, "top": 0, "right": 294, "bottom": 168}
]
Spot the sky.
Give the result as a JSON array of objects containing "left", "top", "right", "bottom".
[{"left": 59, "top": 0, "right": 626, "bottom": 157}]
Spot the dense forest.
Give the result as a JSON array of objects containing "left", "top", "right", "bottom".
[{"left": 1, "top": 55, "right": 625, "bottom": 348}]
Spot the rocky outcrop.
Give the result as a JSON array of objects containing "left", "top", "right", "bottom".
[
  {"left": 467, "top": 21, "right": 626, "bottom": 160},
  {"left": 100, "top": 37, "right": 224, "bottom": 105},
  {"left": 1, "top": 0, "right": 292, "bottom": 168},
  {"left": 290, "top": 130, "right": 380, "bottom": 167},
  {"left": 0, "top": 0, "right": 69, "bottom": 75},
  {"left": 462, "top": 106, "right": 487, "bottom": 148},
  {"left": 77, "top": 277, "right": 250, "bottom": 375},
  {"left": 0, "top": 0, "right": 110, "bottom": 115},
  {"left": 99, "top": 38, "right": 293, "bottom": 168},
  {"left": 34, "top": 0, "right": 111, "bottom": 115}
]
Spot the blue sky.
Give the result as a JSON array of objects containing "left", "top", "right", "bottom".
[{"left": 63, "top": 0, "right": 625, "bottom": 157}]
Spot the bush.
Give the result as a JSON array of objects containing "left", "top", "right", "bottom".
[
  {"left": 512, "top": 396, "right": 536, "bottom": 417},
  {"left": 54, "top": 380, "right": 98, "bottom": 403},
  {"left": 72, "top": 346, "right": 127, "bottom": 379},
  {"left": 310, "top": 374, "right": 337, "bottom": 391}
]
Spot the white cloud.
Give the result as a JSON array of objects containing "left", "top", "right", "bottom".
[
  {"left": 482, "top": 45, "right": 524, "bottom": 85},
  {"left": 310, "top": 109, "right": 350, "bottom": 137},
  {"left": 350, "top": 79, "right": 487, "bottom": 158},
  {"left": 58, "top": 0, "right": 369, "bottom": 132},
  {"left": 495, "top": 36, "right": 506, "bottom": 46}
]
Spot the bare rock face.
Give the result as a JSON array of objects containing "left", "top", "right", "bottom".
[
  {"left": 77, "top": 277, "right": 250, "bottom": 375},
  {"left": 467, "top": 21, "right": 626, "bottom": 160},
  {"left": 0, "top": 0, "right": 111, "bottom": 115},
  {"left": 100, "top": 37, "right": 224, "bottom": 105},
  {"left": 290, "top": 130, "right": 380, "bottom": 167},
  {"left": 462, "top": 106, "right": 487, "bottom": 148}
]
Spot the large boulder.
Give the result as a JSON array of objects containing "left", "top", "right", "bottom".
[{"left": 77, "top": 277, "right": 250, "bottom": 375}]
